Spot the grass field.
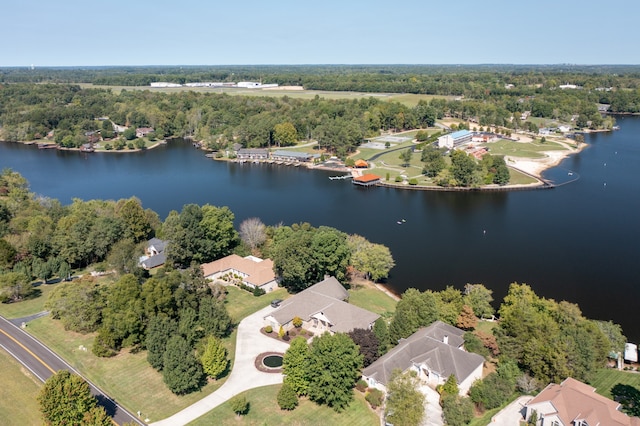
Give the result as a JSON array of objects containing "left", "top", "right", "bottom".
[
  {"left": 224, "top": 286, "right": 289, "bottom": 324},
  {"left": 78, "top": 83, "right": 448, "bottom": 107},
  {"left": 591, "top": 368, "right": 640, "bottom": 398},
  {"left": 480, "top": 139, "right": 566, "bottom": 158},
  {"left": 0, "top": 349, "right": 42, "bottom": 426},
  {"left": 348, "top": 284, "right": 397, "bottom": 318},
  {"left": 188, "top": 384, "right": 379, "bottom": 426},
  {"left": 508, "top": 168, "right": 539, "bottom": 185},
  {"left": 0, "top": 283, "right": 57, "bottom": 319}
]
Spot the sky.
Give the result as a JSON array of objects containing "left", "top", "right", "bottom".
[{"left": 2, "top": 0, "right": 639, "bottom": 66}]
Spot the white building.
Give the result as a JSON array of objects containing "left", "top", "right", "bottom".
[
  {"left": 437, "top": 130, "right": 473, "bottom": 149},
  {"left": 150, "top": 82, "right": 182, "bottom": 88}
]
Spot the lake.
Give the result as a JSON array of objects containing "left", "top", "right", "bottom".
[{"left": 1, "top": 118, "right": 639, "bottom": 341}]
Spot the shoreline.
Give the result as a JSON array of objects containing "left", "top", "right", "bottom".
[{"left": 13, "top": 139, "right": 167, "bottom": 153}]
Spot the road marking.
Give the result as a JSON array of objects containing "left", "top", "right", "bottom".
[{"left": 0, "top": 328, "right": 56, "bottom": 375}]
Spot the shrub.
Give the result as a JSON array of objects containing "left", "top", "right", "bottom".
[
  {"left": 278, "top": 326, "right": 285, "bottom": 338},
  {"left": 395, "top": 176, "right": 403, "bottom": 182},
  {"left": 252, "top": 286, "right": 265, "bottom": 296},
  {"left": 277, "top": 382, "right": 299, "bottom": 410},
  {"left": 356, "top": 379, "right": 368, "bottom": 393},
  {"left": 265, "top": 325, "right": 273, "bottom": 334},
  {"left": 299, "top": 329, "right": 307, "bottom": 335},
  {"left": 292, "top": 316, "right": 303, "bottom": 328},
  {"left": 408, "top": 178, "right": 418, "bottom": 185},
  {"left": 365, "top": 388, "right": 384, "bottom": 408}
]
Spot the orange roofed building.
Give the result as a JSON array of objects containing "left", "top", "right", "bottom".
[
  {"left": 524, "top": 377, "right": 640, "bottom": 426},
  {"left": 201, "top": 254, "right": 278, "bottom": 292},
  {"left": 354, "top": 159, "right": 369, "bottom": 168},
  {"left": 352, "top": 174, "right": 381, "bottom": 186}
]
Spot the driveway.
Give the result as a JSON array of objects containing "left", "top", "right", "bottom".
[
  {"left": 490, "top": 395, "right": 531, "bottom": 425},
  {"left": 151, "top": 305, "right": 289, "bottom": 426},
  {"left": 420, "top": 385, "right": 443, "bottom": 426}
]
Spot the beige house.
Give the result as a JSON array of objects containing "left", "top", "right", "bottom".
[
  {"left": 362, "top": 321, "right": 484, "bottom": 396},
  {"left": 201, "top": 254, "right": 278, "bottom": 292},
  {"left": 524, "top": 377, "right": 640, "bottom": 426},
  {"left": 264, "top": 276, "right": 379, "bottom": 335}
]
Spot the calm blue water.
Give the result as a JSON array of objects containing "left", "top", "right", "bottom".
[{"left": 2, "top": 118, "right": 640, "bottom": 340}]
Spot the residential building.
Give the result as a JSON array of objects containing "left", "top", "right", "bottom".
[
  {"left": 264, "top": 276, "right": 379, "bottom": 335},
  {"left": 139, "top": 237, "right": 168, "bottom": 270},
  {"left": 201, "top": 254, "right": 278, "bottom": 292},
  {"left": 271, "top": 150, "right": 313, "bottom": 163},
  {"left": 524, "top": 377, "right": 640, "bottom": 426},
  {"left": 437, "top": 130, "right": 473, "bottom": 149},
  {"left": 136, "top": 127, "right": 155, "bottom": 138},
  {"left": 236, "top": 148, "right": 269, "bottom": 160},
  {"left": 362, "top": 321, "right": 484, "bottom": 395}
]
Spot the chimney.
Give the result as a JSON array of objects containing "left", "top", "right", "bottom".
[{"left": 443, "top": 335, "right": 449, "bottom": 345}]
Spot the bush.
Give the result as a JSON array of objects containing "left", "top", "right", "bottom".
[
  {"left": 395, "top": 176, "right": 403, "bottom": 182},
  {"left": 277, "top": 382, "right": 299, "bottom": 410},
  {"left": 278, "top": 326, "right": 285, "bottom": 338},
  {"left": 365, "top": 388, "right": 384, "bottom": 408},
  {"left": 292, "top": 316, "right": 303, "bottom": 328},
  {"left": 408, "top": 178, "right": 418, "bottom": 185},
  {"left": 356, "top": 379, "right": 368, "bottom": 393},
  {"left": 252, "top": 286, "right": 265, "bottom": 296},
  {"left": 265, "top": 325, "right": 273, "bottom": 333}
]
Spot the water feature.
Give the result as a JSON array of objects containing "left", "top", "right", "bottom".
[
  {"left": 1, "top": 117, "right": 639, "bottom": 340},
  {"left": 262, "top": 355, "right": 283, "bottom": 369}
]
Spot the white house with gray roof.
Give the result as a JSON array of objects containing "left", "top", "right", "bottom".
[
  {"left": 362, "top": 321, "right": 484, "bottom": 395},
  {"left": 263, "top": 276, "right": 380, "bottom": 335}
]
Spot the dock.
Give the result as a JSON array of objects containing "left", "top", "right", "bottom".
[{"left": 329, "top": 175, "right": 353, "bottom": 180}]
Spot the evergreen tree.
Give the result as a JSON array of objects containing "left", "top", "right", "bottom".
[
  {"left": 146, "top": 315, "right": 178, "bottom": 370},
  {"left": 200, "top": 336, "right": 228, "bottom": 379},
  {"left": 162, "top": 335, "right": 205, "bottom": 394},
  {"left": 277, "top": 382, "right": 299, "bottom": 410},
  {"left": 230, "top": 395, "right": 249, "bottom": 418}
]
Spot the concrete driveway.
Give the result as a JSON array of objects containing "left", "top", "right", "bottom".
[
  {"left": 420, "top": 385, "right": 444, "bottom": 426},
  {"left": 151, "top": 305, "right": 289, "bottom": 426},
  {"left": 490, "top": 396, "right": 531, "bottom": 425}
]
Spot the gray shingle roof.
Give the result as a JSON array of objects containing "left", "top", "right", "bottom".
[
  {"left": 268, "top": 276, "right": 379, "bottom": 333},
  {"left": 141, "top": 252, "right": 166, "bottom": 269},
  {"left": 147, "top": 238, "right": 168, "bottom": 253},
  {"left": 362, "top": 321, "right": 484, "bottom": 387}
]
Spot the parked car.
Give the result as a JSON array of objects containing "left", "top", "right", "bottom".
[{"left": 270, "top": 299, "right": 283, "bottom": 308}]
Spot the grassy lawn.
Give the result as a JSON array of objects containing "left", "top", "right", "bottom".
[
  {"left": 475, "top": 320, "right": 498, "bottom": 335},
  {"left": 508, "top": 168, "right": 539, "bottom": 185},
  {"left": 189, "top": 384, "right": 379, "bottom": 426},
  {"left": 224, "top": 286, "right": 289, "bottom": 324},
  {"left": 481, "top": 139, "right": 565, "bottom": 158},
  {"left": 0, "top": 282, "right": 57, "bottom": 319},
  {"left": 0, "top": 349, "right": 42, "bottom": 426},
  {"left": 348, "top": 284, "right": 397, "bottom": 318},
  {"left": 591, "top": 368, "right": 640, "bottom": 398}
]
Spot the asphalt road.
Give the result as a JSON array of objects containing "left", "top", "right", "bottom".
[{"left": 0, "top": 315, "right": 144, "bottom": 425}]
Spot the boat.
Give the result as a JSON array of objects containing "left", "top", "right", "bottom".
[{"left": 568, "top": 172, "right": 573, "bottom": 176}]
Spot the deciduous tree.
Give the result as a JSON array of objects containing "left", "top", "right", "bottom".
[
  {"left": 38, "top": 370, "right": 104, "bottom": 426},
  {"left": 199, "top": 335, "right": 228, "bottom": 379},
  {"left": 283, "top": 337, "right": 310, "bottom": 396},
  {"left": 162, "top": 335, "right": 205, "bottom": 395},
  {"left": 384, "top": 370, "right": 425, "bottom": 426}
]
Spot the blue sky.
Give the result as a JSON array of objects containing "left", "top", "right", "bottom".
[{"left": 2, "top": 0, "right": 639, "bottom": 66}]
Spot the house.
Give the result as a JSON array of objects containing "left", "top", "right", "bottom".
[
  {"left": 139, "top": 237, "right": 168, "bottom": 270},
  {"left": 524, "top": 377, "right": 640, "bottom": 426},
  {"left": 136, "top": 127, "right": 155, "bottom": 138},
  {"left": 362, "top": 321, "right": 484, "bottom": 395},
  {"left": 201, "top": 254, "right": 278, "bottom": 292},
  {"left": 437, "top": 130, "right": 473, "bottom": 149},
  {"left": 264, "top": 276, "right": 380, "bottom": 335},
  {"left": 236, "top": 148, "right": 269, "bottom": 160},
  {"left": 271, "top": 150, "right": 313, "bottom": 163}
]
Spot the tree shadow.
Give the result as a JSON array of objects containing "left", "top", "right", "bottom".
[{"left": 95, "top": 394, "right": 117, "bottom": 418}]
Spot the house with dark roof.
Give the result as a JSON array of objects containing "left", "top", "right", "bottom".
[
  {"left": 236, "top": 148, "right": 269, "bottom": 160},
  {"left": 271, "top": 150, "right": 313, "bottom": 163},
  {"left": 362, "top": 321, "right": 484, "bottom": 395},
  {"left": 201, "top": 254, "right": 278, "bottom": 292},
  {"left": 139, "top": 237, "right": 168, "bottom": 270},
  {"left": 524, "top": 377, "right": 640, "bottom": 426},
  {"left": 263, "top": 276, "right": 379, "bottom": 335}
]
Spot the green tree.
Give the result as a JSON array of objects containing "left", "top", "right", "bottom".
[
  {"left": 274, "top": 122, "right": 298, "bottom": 146},
  {"left": 594, "top": 320, "right": 626, "bottom": 355},
  {"left": 198, "top": 296, "right": 232, "bottom": 338},
  {"left": 0, "top": 239, "right": 17, "bottom": 270},
  {"left": 384, "top": 370, "right": 425, "bottom": 426},
  {"left": 123, "top": 127, "right": 136, "bottom": 140},
  {"left": 463, "top": 284, "right": 494, "bottom": 319},
  {"left": 38, "top": 370, "right": 103, "bottom": 426},
  {"left": 99, "top": 274, "right": 145, "bottom": 349},
  {"left": 82, "top": 406, "right": 112, "bottom": 426},
  {"left": 611, "top": 384, "right": 640, "bottom": 417},
  {"left": 200, "top": 335, "right": 228, "bottom": 379},
  {"left": 441, "top": 374, "right": 459, "bottom": 397},
  {"left": 347, "top": 235, "right": 395, "bottom": 282},
  {"left": 389, "top": 288, "right": 439, "bottom": 344},
  {"left": 115, "top": 197, "right": 152, "bottom": 243},
  {"left": 0, "top": 271, "right": 34, "bottom": 303},
  {"left": 283, "top": 337, "right": 310, "bottom": 396},
  {"left": 145, "top": 314, "right": 178, "bottom": 370},
  {"left": 277, "top": 382, "right": 299, "bottom": 410},
  {"left": 450, "top": 149, "right": 478, "bottom": 187},
  {"left": 307, "top": 333, "right": 363, "bottom": 411},
  {"left": 162, "top": 335, "right": 205, "bottom": 394},
  {"left": 441, "top": 394, "right": 474, "bottom": 426},
  {"left": 399, "top": 148, "right": 413, "bottom": 166},
  {"left": 230, "top": 395, "right": 249, "bottom": 418},
  {"left": 373, "top": 317, "right": 391, "bottom": 356},
  {"left": 45, "top": 278, "right": 104, "bottom": 333}
]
